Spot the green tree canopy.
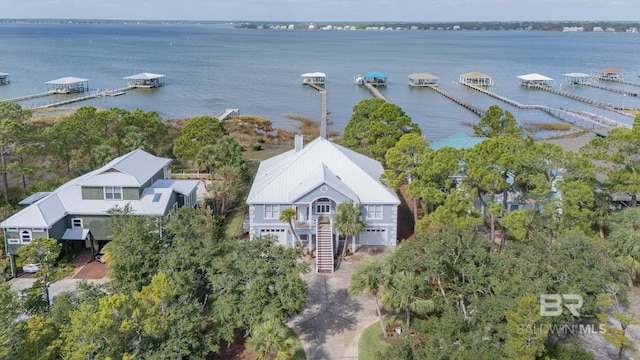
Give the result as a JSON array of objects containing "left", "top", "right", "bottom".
[
  {"left": 173, "top": 116, "right": 227, "bottom": 163},
  {"left": 341, "top": 99, "right": 421, "bottom": 161},
  {"left": 473, "top": 105, "right": 523, "bottom": 139}
]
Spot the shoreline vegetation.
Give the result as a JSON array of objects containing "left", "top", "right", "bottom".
[{"left": 2, "top": 19, "right": 640, "bottom": 32}]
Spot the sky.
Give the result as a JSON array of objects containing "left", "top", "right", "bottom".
[{"left": 4, "top": 0, "right": 640, "bottom": 22}]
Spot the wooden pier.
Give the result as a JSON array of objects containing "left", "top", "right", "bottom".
[
  {"left": 582, "top": 82, "right": 640, "bottom": 98},
  {"left": 461, "top": 82, "right": 630, "bottom": 129},
  {"left": 530, "top": 84, "right": 636, "bottom": 116},
  {"left": 305, "top": 83, "right": 328, "bottom": 139},
  {"left": 2, "top": 91, "right": 54, "bottom": 103},
  {"left": 218, "top": 108, "right": 240, "bottom": 121},
  {"left": 461, "top": 82, "right": 530, "bottom": 109},
  {"left": 31, "top": 87, "right": 131, "bottom": 109},
  {"left": 428, "top": 85, "right": 485, "bottom": 117},
  {"left": 592, "top": 76, "right": 640, "bottom": 88},
  {"left": 363, "top": 83, "right": 387, "bottom": 102}
]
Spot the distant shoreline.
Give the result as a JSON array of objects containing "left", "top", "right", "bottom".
[{"left": 2, "top": 19, "right": 640, "bottom": 33}]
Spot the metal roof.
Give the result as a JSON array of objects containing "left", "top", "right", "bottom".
[
  {"left": 563, "top": 72, "right": 591, "bottom": 78},
  {"left": 0, "top": 150, "right": 197, "bottom": 229},
  {"left": 123, "top": 72, "right": 165, "bottom": 80},
  {"left": 45, "top": 77, "right": 88, "bottom": 85},
  {"left": 247, "top": 137, "right": 399, "bottom": 205},
  {"left": 78, "top": 149, "right": 171, "bottom": 187},
  {"left": 516, "top": 73, "right": 554, "bottom": 81},
  {"left": 18, "top": 192, "right": 51, "bottom": 205},
  {"left": 301, "top": 72, "right": 326, "bottom": 77},
  {"left": 409, "top": 73, "right": 439, "bottom": 80},
  {"left": 363, "top": 71, "right": 388, "bottom": 79},
  {"left": 62, "top": 228, "right": 90, "bottom": 240},
  {"left": 430, "top": 132, "right": 487, "bottom": 150}
]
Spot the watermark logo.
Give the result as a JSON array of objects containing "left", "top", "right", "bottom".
[{"left": 540, "top": 294, "right": 583, "bottom": 317}]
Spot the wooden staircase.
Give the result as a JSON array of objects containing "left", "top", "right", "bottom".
[{"left": 316, "top": 216, "right": 334, "bottom": 273}]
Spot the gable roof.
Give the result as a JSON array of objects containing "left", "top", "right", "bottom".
[
  {"left": 516, "top": 73, "right": 554, "bottom": 81},
  {"left": 247, "top": 137, "right": 399, "bottom": 205},
  {"left": 0, "top": 150, "right": 196, "bottom": 229},
  {"left": 78, "top": 149, "right": 170, "bottom": 187},
  {"left": 363, "top": 71, "right": 388, "bottom": 79},
  {"left": 124, "top": 72, "right": 165, "bottom": 80},
  {"left": 45, "top": 77, "right": 88, "bottom": 85}
]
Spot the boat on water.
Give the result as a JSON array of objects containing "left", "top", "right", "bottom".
[{"left": 353, "top": 75, "right": 364, "bottom": 85}]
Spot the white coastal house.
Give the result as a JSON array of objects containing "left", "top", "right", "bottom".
[
  {"left": 1, "top": 149, "right": 199, "bottom": 278},
  {"left": 246, "top": 135, "right": 400, "bottom": 272}
]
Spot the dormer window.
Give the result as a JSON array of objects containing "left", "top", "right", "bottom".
[{"left": 104, "top": 186, "right": 122, "bottom": 200}]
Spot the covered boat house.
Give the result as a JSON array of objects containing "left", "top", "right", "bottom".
[
  {"left": 45, "top": 77, "right": 89, "bottom": 94},
  {"left": 408, "top": 73, "right": 439, "bottom": 87},
  {"left": 516, "top": 73, "right": 554, "bottom": 87},
  {"left": 362, "top": 71, "right": 388, "bottom": 86},
  {"left": 302, "top": 72, "right": 326, "bottom": 85},
  {"left": 595, "top": 67, "right": 623, "bottom": 80},
  {"left": 0, "top": 72, "right": 9, "bottom": 85},
  {"left": 563, "top": 72, "right": 591, "bottom": 84},
  {"left": 459, "top": 72, "right": 494, "bottom": 87},
  {"left": 124, "top": 72, "right": 165, "bottom": 88}
]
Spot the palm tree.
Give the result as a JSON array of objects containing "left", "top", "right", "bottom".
[
  {"left": 381, "top": 271, "right": 435, "bottom": 327},
  {"left": 333, "top": 201, "right": 366, "bottom": 258},
  {"left": 589, "top": 192, "right": 612, "bottom": 240},
  {"left": 349, "top": 260, "right": 388, "bottom": 339},
  {"left": 280, "top": 208, "right": 302, "bottom": 248},
  {"left": 247, "top": 318, "right": 296, "bottom": 360}
]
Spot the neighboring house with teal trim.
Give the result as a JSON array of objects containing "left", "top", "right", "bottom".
[
  {"left": 1, "top": 149, "right": 199, "bottom": 278},
  {"left": 246, "top": 135, "right": 400, "bottom": 273}
]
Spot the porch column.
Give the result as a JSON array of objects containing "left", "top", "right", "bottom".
[{"left": 10, "top": 254, "right": 16, "bottom": 279}]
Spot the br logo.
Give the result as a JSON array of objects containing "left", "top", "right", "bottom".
[{"left": 539, "top": 294, "right": 583, "bottom": 317}]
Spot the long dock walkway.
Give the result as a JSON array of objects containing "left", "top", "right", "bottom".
[
  {"left": 363, "top": 83, "right": 387, "bottom": 102},
  {"left": 461, "top": 83, "right": 630, "bottom": 129},
  {"left": 460, "top": 83, "right": 532, "bottom": 109},
  {"left": 305, "top": 83, "right": 328, "bottom": 139},
  {"left": 2, "top": 91, "right": 54, "bottom": 103},
  {"left": 593, "top": 76, "right": 640, "bottom": 88},
  {"left": 31, "top": 87, "right": 130, "bottom": 109},
  {"left": 428, "top": 85, "right": 485, "bottom": 117},
  {"left": 581, "top": 82, "right": 640, "bottom": 98},
  {"left": 530, "top": 84, "right": 634, "bottom": 115}
]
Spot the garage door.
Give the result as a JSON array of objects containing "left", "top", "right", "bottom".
[
  {"left": 259, "top": 228, "right": 287, "bottom": 245},
  {"left": 359, "top": 229, "right": 387, "bottom": 246}
]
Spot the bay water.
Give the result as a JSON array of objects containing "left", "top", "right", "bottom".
[{"left": 1, "top": 22, "right": 639, "bottom": 141}]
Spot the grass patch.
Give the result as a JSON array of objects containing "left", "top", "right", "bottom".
[
  {"left": 525, "top": 122, "right": 572, "bottom": 131},
  {"left": 359, "top": 316, "right": 402, "bottom": 360},
  {"left": 284, "top": 113, "right": 319, "bottom": 138}
]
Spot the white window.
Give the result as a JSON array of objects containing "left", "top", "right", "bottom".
[
  {"left": 72, "top": 218, "right": 83, "bottom": 228},
  {"left": 20, "top": 230, "right": 32, "bottom": 244},
  {"left": 366, "top": 205, "right": 383, "bottom": 219},
  {"left": 316, "top": 198, "right": 331, "bottom": 214},
  {"left": 7, "top": 237, "right": 19, "bottom": 244},
  {"left": 104, "top": 186, "right": 122, "bottom": 200},
  {"left": 264, "top": 204, "right": 280, "bottom": 219}
]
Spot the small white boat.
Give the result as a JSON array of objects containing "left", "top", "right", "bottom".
[{"left": 353, "top": 75, "right": 364, "bottom": 85}]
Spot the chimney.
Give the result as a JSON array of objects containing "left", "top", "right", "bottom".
[{"left": 295, "top": 134, "right": 304, "bottom": 152}]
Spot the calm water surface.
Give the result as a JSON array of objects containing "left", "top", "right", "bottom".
[{"left": 1, "top": 22, "right": 639, "bottom": 140}]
